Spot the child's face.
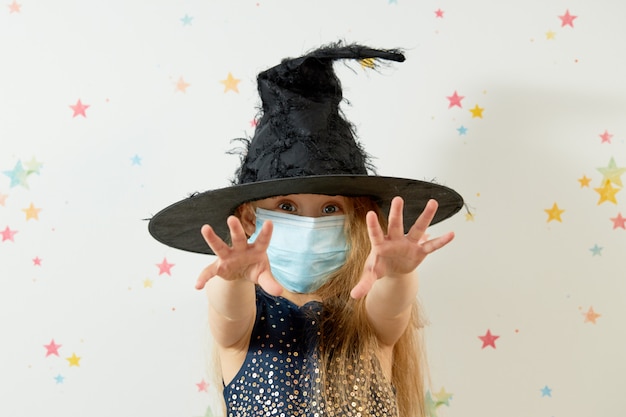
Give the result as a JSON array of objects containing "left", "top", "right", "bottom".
[{"left": 254, "top": 194, "right": 347, "bottom": 218}]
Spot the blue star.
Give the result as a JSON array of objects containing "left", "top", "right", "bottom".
[
  {"left": 54, "top": 374, "right": 65, "bottom": 384},
  {"left": 457, "top": 125, "right": 468, "bottom": 135},
  {"left": 180, "top": 14, "right": 193, "bottom": 26},
  {"left": 589, "top": 244, "right": 603, "bottom": 256},
  {"left": 388, "top": 0, "right": 398, "bottom": 4},
  {"left": 3, "top": 160, "right": 30, "bottom": 188},
  {"left": 131, "top": 154, "right": 142, "bottom": 166},
  {"left": 540, "top": 385, "right": 552, "bottom": 397}
]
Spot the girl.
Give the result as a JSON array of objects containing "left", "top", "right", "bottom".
[{"left": 148, "top": 43, "right": 463, "bottom": 416}]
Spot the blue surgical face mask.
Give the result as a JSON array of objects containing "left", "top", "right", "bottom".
[{"left": 248, "top": 208, "right": 348, "bottom": 294}]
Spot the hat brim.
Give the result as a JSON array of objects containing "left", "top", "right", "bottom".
[{"left": 148, "top": 175, "right": 464, "bottom": 255}]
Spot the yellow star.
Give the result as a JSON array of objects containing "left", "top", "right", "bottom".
[
  {"left": 143, "top": 278, "right": 153, "bottom": 288},
  {"left": 22, "top": 203, "right": 41, "bottom": 220},
  {"left": 545, "top": 30, "right": 556, "bottom": 40},
  {"left": 433, "top": 387, "right": 453, "bottom": 405},
  {"left": 359, "top": 58, "right": 376, "bottom": 69},
  {"left": 66, "top": 353, "right": 81, "bottom": 367},
  {"left": 583, "top": 306, "right": 601, "bottom": 324},
  {"left": 577, "top": 175, "right": 591, "bottom": 188},
  {"left": 220, "top": 72, "right": 240, "bottom": 93},
  {"left": 469, "top": 104, "right": 484, "bottom": 118},
  {"left": 597, "top": 157, "right": 626, "bottom": 187},
  {"left": 594, "top": 180, "right": 619, "bottom": 205},
  {"left": 544, "top": 203, "right": 564, "bottom": 222},
  {"left": 465, "top": 212, "right": 475, "bottom": 221},
  {"left": 175, "top": 76, "right": 190, "bottom": 93}
]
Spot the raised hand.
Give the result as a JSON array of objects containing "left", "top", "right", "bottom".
[
  {"left": 350, "top": 197, "right": 455, "bottom": 299},
  {"left": 195, "top": 215, "right": 283, "bottom": 296}
]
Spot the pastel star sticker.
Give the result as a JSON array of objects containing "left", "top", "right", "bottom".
[
  {"left": 577, "top": 175, "right": 591, "bottom": 188},
  {"left": 176, "top": 76, "right": 190, "bottom": 93},
  {"left": 8, "top": 0, "right": 21, "bottom": 13},
  {"left": 66, "top": 353, "right": 81, "bottom": 367},
  {"left": 457, "top": 125, "right": 468, "bottom": 135},
  {"left": 156, "top": 258, "right": 175, "bottom": 275},
  {"left": 70, "top": 99, "right": 90, "bottom": 118},
  {"left": 24, "top": 157, "right": 43, "bottom": 175},
  {"left": 3, "top": 160, "right": 30, "bottom": 188},
  {"left": 589, "top": 244, "right": 603, "bottom": 256},
  {"left": 447, "top": 91, "right": 464, "bottom": 108},
  {"left": 478, "top": 329, "right": 499, "bottom": 349},
  {"left": 599, "top": 130, "right": 613, "bottom": 144},
  {"left": 180, "top": 14, "right": 193, "bottom": 26},
  {"left": 597, "top": 157, "right": 626, "bottom": 187},
  {"left": 220, "top": 72, "right": 241, "bottom": 93},
  {"left": 196, "top": 379, "right": 209, "bottom": 392},
  {"left": 434, "top": 9, "right": 444, "bottom": 18},
  {"left": 545, "top": 30, "right": 556, "bottom": 40},
  {"left": 610, "top": 212, "right": 626, "bottom": 229},
  {"left": 583, "top": 306, "right": 601, "bottom": 324},
  {"left": 594, "top": 180, "right": 619, "bottom": 205},
  {"left": 544, "top": 203, "right": 565, "bottom": 222},
  {"left": 131, "top": 154, "right": 142, "bottom": 165},
  {"left": 540, "top": 385, "right": 552, "bottom": 397},
  {"left": 469, "top": 104, "right": 484, "bottom": 118},
  {"left": 433, "top": 387, "right": 453, "bottom": 405},
  {"left": 559, "top": 9, "right": 577, "bottom": 28},
  {"left": 33, "top": 256, "right": 43, "bottom": 265},
  {"left": 22, "top": 203, "right": 42, "bottom": 220},
  {"left": 44, "top": 339, "right": 62, "bottom": 357},
  {"left": 54, "top": 374, "right": 65, "bottom": 384},
  {"left": 465, "top": 212, "right": 475, "bottom": 221},
  {"left": 143, "top": 278, "right": 153, "bottom": 288},
  {"left": 1, "top": 226, "right": 18, "bottom": 242},
  {"left": 0, "top": 193, "right": 7, "bottom": 206}
]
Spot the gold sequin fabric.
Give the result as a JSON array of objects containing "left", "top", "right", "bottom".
[{"left": 223, "top": 288, "right": 398, "bottom": 417}]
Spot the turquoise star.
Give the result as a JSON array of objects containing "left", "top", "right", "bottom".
[
  {"left": 457, "top": 125, "right": 468, "bottom": 135},
  {"left": 54, "top": 374, "right": 65, "bottom": 384},
  {"left": 180, "top": 14, "right": 193, "bottom": 26},
  {"left": 589, "top": 244, "right": 603, "bottom": 256},
  {"left": 131, "top": 154, "right": 142, "bottom": 166},
  {"left": 541, "top": 385, "right": 552, "bottom": 397},
  {"left": 3, "top": 160, "right": 30, "bottom": 188}
]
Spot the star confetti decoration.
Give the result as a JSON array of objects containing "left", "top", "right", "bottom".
[
  {"left": 544, "top": 203, "right": 565, "bottom": 222},
  {"left": 589, "top": 244, "right": 603, "bottom": 256},
  {"left": 583, "top": 306, "right": 601, "bottom": 324},
  {"left": 44, "top": 339, "right": 62, "bottom": 357},
  {"left": 432, "top": 387, "right": 453, "bottom": 405},
  {"left": 610, "top": 212, "right": 626, "bottom": 229},
  {"left": 3, "top": 160, "right": 30, "bottom": 188},
  {"left": 54, "top": 374, "right": 65, "bottom": 384},
  {"left": 175, "top": 76, "right": 190, "bottom": 93},
  {"left": 597, "top": 157, "right": 626, "bottom": 187},
  {"left": 8, "top": 0, "right": 21, "bottom": 13},
  {"left": 0, "top": 193, "right": 7, "bottom": 206},
  {"left": 577, "top": 175, "right": 591, "bottom": 188},
  {"left": 540, "top": 385, "right": 552, "bottom": 397},
  {"left": 434, "top": 9, "right": 444, "bottom": 18},
  {"left": 24, "top": 157, "right": 43, "bottom": 174},
  {"left": 465, "top": 211, "right": 475, "bottom": 221},
  {"left": 66, "top": 352, "right": 81, "bottom": 367},
  {"left": 22, "top": 203, "right": 42, "bottom": 220},
  {"left": 156, "top": 258, "right": 175, "bottom": 275},
  {"left": 457, "top": 125, "right": 468, "bottom": 135},
  {"left": 594, "top": 180, "right": 619, "bottom": 205},
  {"left": 446, "top": 91, "right": 464, "bottom": 108},
  {"left": 558, "top": 9, "right": 577, "bottom": 28},
  {"left": 599, "top": 130, "right": 613, "bottom": 144},
  {"left": 545, "top": 30, "right": 556, "bottom": 40},
  {"left": 143, "top": 278, "right": 153, "bottom": 288},
  {"left": 180, "top": 14, "right": 193, "bottom": 26},
  {"left": 469, "top": 104, "right": 484, "bottom": 118},
  {"left": 69, "top": 99, "right": 90, "bottom": 118},
  {"left": 196, "top": 379, "right": 209, "bottom": 392},
  {"left": 220, "top": 72, "right": 240, "bottom": 93},
  {"left": 1, "top": 226, "right": 18, "bottom": 242},
  {"left": 478, "top": 329, "right": 499, "bottom": 349},
  {"left": 131, "top": 154, "right": 142, "bottom": 165}
]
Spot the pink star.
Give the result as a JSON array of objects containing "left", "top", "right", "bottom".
[
  {"left": 156, "top": 257, "right": 175, "bottom": 275},
  {"left": 44, "top": 339, "right": 62, "bottom": 357},
  {"left": 69, "top": 99, "right": 90, "bottom": 118},
  {"left": 446, "top": 91, "right": 464, "bottom": 108},
  {"left": 611, "top": 212, "right": 626, "bottom": 229},
  {"left": 1, "top": 226, "right": 17, "bottom": 242},
  {"left": 599, "top": 130, "right": 613, "bottom": 144},
  {"left": 558, "top": 9, "right": 577, "bottom": 28},
  {"left": 478, "top": 329, "right": 499, "bottom": 349},
  {"left": 8, "top": 1, "right": 21, "bottom": 13},
  {"left": 434, "top": 9, "right": 444, "bottom": 18},
  {"left": 196, "top": 379, "right": 209, "bottom": 392},
  {"left": 33, "top": 256, "right": 42, "bottom": 266}
]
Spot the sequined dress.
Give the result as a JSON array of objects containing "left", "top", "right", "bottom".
[{"left": 223, "top": 287, "right": 398, "bottom": 417}]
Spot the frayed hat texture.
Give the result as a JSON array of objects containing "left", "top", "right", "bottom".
[{"left": 149, "top": 43, "right": 463, "bottom": 254}]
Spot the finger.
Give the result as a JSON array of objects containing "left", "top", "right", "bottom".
[
  {"left": 386, "top": 196, "right": 405, "bottom": 238},
  {"left": 227, "top": 216, "right": 248, "bottom": 246},
  {"left": 406, "top": 199, "right": 438, "bottom": 242},
  {"left": 201, "top": 224, "right": 230, "bottom": 256},
  {"left": 420, "top": 231, "right": 455, "bottom": 254},
  {"left": 366, "top": 210, "right": 385, "bottom": 246},
  {"left": 251, "top": 220, "right": 273, "bottom": 249},
  {"left": 195, "top": 262, "right": 218, "bottom": 290},
  {"left": 350, "top": 266, "right": 378, "bottom": 299},
  {"left": 257, "top": 270, "right": 283, "bottom": 297}
]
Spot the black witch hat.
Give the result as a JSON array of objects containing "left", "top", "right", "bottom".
[{"left": 149, "top": 43, "right": 463, "bottom": 255}]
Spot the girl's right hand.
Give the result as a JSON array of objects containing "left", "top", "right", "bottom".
[{"left": 195, "top": 216, "right": 283, "bottom": 296}]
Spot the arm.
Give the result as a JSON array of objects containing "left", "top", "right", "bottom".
[{"left": 351, "top": 198, "right": 454, "bottom": 346}]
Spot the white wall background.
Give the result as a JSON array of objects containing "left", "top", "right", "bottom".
[{"left": 1, "top": 1, "right": 624, "bottom": 416}]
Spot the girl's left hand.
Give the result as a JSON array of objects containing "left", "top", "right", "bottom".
[{"left": 350, "top": 197, "right": 454, "bottom": 299}]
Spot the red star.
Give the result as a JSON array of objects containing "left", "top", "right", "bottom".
[
  {"left": 196, "top": 379, "right": 209, "bottom": 392},
  {"left": 478, "top": 329, "right": 500, "bottom": 349},
  {"left": 33, "top": 256, "right": 42, "bottom": 266},
  {"left": 1, "top": 226, "right": 18, "bottom": 242},
  {"left": 69, "top": 99, "right": 90, "bottom": 118},
  {"left": 156, "top": 257, "right": 175, "bottom": 275},
  {"left": 44, "top": 339, "right": 62, "bottom": 357},
  {"left": 434, "top": 9, "right": 444, "bottom": 18},
  {"left": 446, "top": 91, "right": 464, "bottom": 108},
  {"left": 558, "top": 9, "right": 577, "bottom": 28},
  {"left": 611, "top": 212, "right": 626, "bottom": 230},
  {"left": 599, "top": 130, "right": 613, "bottom": 144}
]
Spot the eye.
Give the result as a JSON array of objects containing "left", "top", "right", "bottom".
[
  {"left": 322, "top": 204, "right": 341, "bottom": 215},
  {"left": 277, "top": 201, "right": 297, "bottom": 212}
]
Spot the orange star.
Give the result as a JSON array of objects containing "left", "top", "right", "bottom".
[
  {"left": 175, "top": 76, "right": 190, "bottom": 93},
  {"left": 22, "top": 203, "right": 42, "bottom": 220},
  {"left": 544, "top": 203, "right": 565, "bottom": 222},
  {"left": 8, "top": 0, "right": 21, "bottom": 13},
  {"left": 220, "top": 72, "right": 240, "bottom": 93},
  {"left": 577, "top": 175, "right": 591, "bottom": 188},
  {"left": 583, "top": 306, "right": 600, "bottom": 324}
]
